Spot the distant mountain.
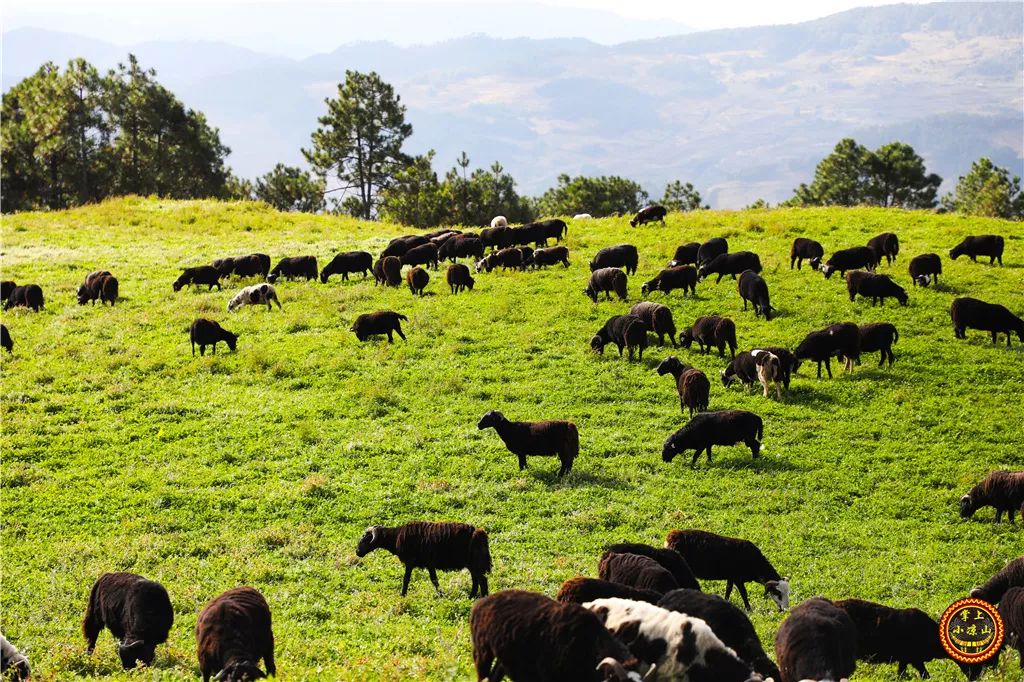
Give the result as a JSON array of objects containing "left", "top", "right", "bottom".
[{"left": 3, "top": 2, "right": 1022, "bottom": 208}]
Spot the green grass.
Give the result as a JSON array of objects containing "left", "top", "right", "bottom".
[{"left": 1, "top": 196, "right": 1022, "bottom": 681}]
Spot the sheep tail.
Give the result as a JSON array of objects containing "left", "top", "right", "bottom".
[
  {"left": 471, "top": 529, "right": 493, "bottom": 574},
  {"left": 566, "top": 423, "right": 580, "bottom": 459},
  {"left": 82, "top": 578, "right": 102, "bottom": 641},
  {"left": 893, "top": 327, "right": 899, "bottom": 344},
  {"left": 397, "top": 314, "right": 409, "bottom": 322}
]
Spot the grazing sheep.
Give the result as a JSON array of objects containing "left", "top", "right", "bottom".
[
  {"left": 508, "top": 223, "right": 548, "bottom": 248},
  {"left": 960, "top": 471, "right": 1024, "bottom": 524},
  {"left": 737, "top": 270, "right": 773, "bottom": 320},
  {"left": 790, "top": 237, "right": 824, "bottom": 270},
  {"left": 480, "top": 225, "right": 511, "bottom": 252},
  {"left": 0, "top": 325, "right": 11, "bottom": 354},
  {"left": 196, "top": 587, "right": 275, "bottom": 682},
  {"left": 774, "top": 598, "right": 857, "bottom": 682},
  {"left": 439, "top": 235, "right": 485, "bottom": 263},
  {"left": 598, "top": 553, "right": 679, "bottom": 595},
  {"left": 380, "top": 237, "right": 415, "bottom": 260},
  {"left": 630, "top": 205, "right": 667, "bottom": 227},
  {"left": 231, "top": 253, "right": 271, "bottom": 279},
  {"left": 0, "top": 281, "right": 16, "bottom": 301},
  {"left": 821, "top": 246, "right": 878, "bottom": 278},
  {"left": 356, "top": 521, "right": 491, "bottom": 597},
  {"left": 664, "top": 530, "right": 788, "bottom": 612},
  {"left": 697, "top": 237, "right": 728, "bottom": 266},
  {"left": 908, "top": 253, "right": 942, "bottom": 287},
  {"left": 583, "top": 598, "right": 765, "bottom": 682},
  {"left": 698, "top": 252, "right": 762, "bottom": 284},
  {"left": 720, "top": 352, "right": 758, "bottom": 391},
  {"left": 83, "top": 572, "right": 174, "bottom": 669},
  {"left": 402, "top": 243, "right": 440, "bottom": 270},
  {"left": 173, "top": 266, "right": 222, "bottom": 292},
  {"left": 536, "top": 218, "right": 568, "bottom": 243},
  {"left": 680, "top": 315, "right": 737, "bottom": 359},
  {"left": 470, "top": 590, "right": 644, "bottom": 682},
  {"left": 760, "top": 346, "right": 798, "bottom": 390},
  {"left": 379, "top": 255, "right": 403, "bottom": 286},
  {"left": 557, "top": 577, "right": 662, "bottom": 605},
  {"left": 320, "top": 251, "right": 373, "bottom": 282},
  {"left": 517, "top": 246, "right": 535, "bottom": 266},
  {"left": 190, "top": 319, "right": 238, "bottom": 356},
  {"left": 532, "top": 246, "right": 571, "bottom": 269},
  {"left": 661, "top": 410, "right": 763, "bottom": 468},
  {"left": 970, "top": 557, "right": 1024, "bottom": 604},
  {"left": 3, "top": 284, "right": 44, "bottom": 312},
  {"left": 590, "top": 244, "right": 639, "bottom": 275},
  {"left": 998, "top": 586, "right": 1024, "bottom": 670},
  {"left": 97, "top": 274, "right": 119, "bottom": 306},
  {"left": 477, "top": 409, "right": 579, "bottom": 478},
  {"left": 867, "top": 232, "right": 900, "bottom": 266},
  {"left": 659, "top": 589, "right": 781, "bottom": 681},
  {"left": 669, "top": 242, "right": 701, "bottom": 267},
  {"left": 490, "top": 215, "right": 508, "bottom": 229},
  {"left": 76, "top": 270, "right": 112, "bottom": 305},
  {"left": 951, "top": 297, "right": 1024, "bottom": 346},
  {"left": 591, "top": 315, "right": 649, "bottom": 361},
  {"left": 750, "top": 349, "right": 783, "bottom": 399},
  {"left": 476, "top": 247, "right": 524, "bottom": 273},
  {"left": 446, "top": 263, "right": 475, "bottom": 294},
  {"left": 858, "top": 323, "right": 898, "bottom": 367},
  {"left": 212, "top": 257, "right": 237, "bottom": 277},
  {"left": 585, "top": 268, "right": 629, "bottom": 302},
  {"left": 574, "top": 213, "right": 593, "bottom": 220},
  {"left": 794, "top": 323, "right": 859, "bottom": 379},
  {"left": 0, "top": 633, "right": 30, "bottom": 681},
  {"left": 604, "top": 543, "right": 700, "bottom": 590},
  {"left": 950, "top": 235, "right": 1005, "bottom": 265},
  {"left": 656, "top": 356, "right": 710, "bottom": 416},
  {"left": 629, "top": 302, "right": 677, "bottom": 347},
  {"left": 834, "top": 598, "right": 950, "bottom": 679},
  {"left": 351, "top": 311, "right": 408, "bottom": 343},
  {"left": 227, "top": 283, "right": 281, "bottom": 312},
  {"left": 268, "top": 255, "right": 318, "bottom": 282},
  {"left": 641, "top": 266, "right": 697, "bottom": 297},
  {"left": 407, "top": 266, "right": 430, "bottom": 296},
  {"left": 846, "top": 271, "right": 908, "bottom": 306}
]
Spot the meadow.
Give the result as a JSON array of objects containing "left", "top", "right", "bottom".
[{"left": 1, "top": 197, "right": 1022, "bottom": 681}]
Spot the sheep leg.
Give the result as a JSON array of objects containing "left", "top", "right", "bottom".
[
  {"left": 264, "top": 643, "right": 277, "bottom": 677},
  {"left": 387, "top": 331, "right": 394, "bottom": 343},
  {"left": 690, "top": 451, "right": 700, "bottom": 468},
  {"left": 824, "top": 358, "right": 833, "bottom": 379},
  {"left": 705, "top": 446, "right": 713, "bottom": 464},
  {"left": 912, "top": 662, "right": 929, "bottom": 678},
  {"left": 191, "top": 340, "right": 196, "bottom": 356},
  {"left": 401, "top": 565, "right": 414, "bottom": 596},
  {"left": 517, "top": 455, "right": 527, "bottom": 470},
  {"left": 428, "top": 567, "right": 442, "bottom": 594},
  {"left": 478, "top": 575, "right": 489, "bottom": 597},
  {"left": 725, "top": 580, "right": 733, "bottom": 600},
  {"left": 395, "top": 325, "right": 406, "bottom": 341},
  {"left": 736, "top": 582, "right": 752, "bottom": 611},
  {"left": 474, "top": 647, "right": 497, "bottom": 680}
]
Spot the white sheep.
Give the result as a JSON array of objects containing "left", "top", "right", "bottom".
[
  {"left": 228, "top": 283, "right": 281, "bottom": 312},
  {"left": 489, "top": 215, "right": 508, "bottom": 229},
  {"left": 574, "top": 213, "right": 593, "bottom": 220}
]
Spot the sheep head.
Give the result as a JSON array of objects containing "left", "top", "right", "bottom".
[
  {"left": 118, "top": 638, "right": 157, "bottom": 669},
  {"left": 820, "top": 263, "right": 834, "bottom": 278},
  {"left": 477, "top": 410, "right": 504, "bottom": 430},
  {"left": 656, "top": 356, "right": 681, "bottom": 377},
  {"left": 590, "top": 335, "right": 606, "bottom": 354},
  {"left": 764, "top": 579, "right": 790, "bottom": 611},
  {"left": 214, "top": 661, "right": 266, "bottom": 681},
  {"left": 356, "top": 526, "right": 381, "bottom": 557},
  {"left": 584, "top": 285, "right": 598, "bottom": 302},
  {"left": 959, "top": 494, "right": 977, "bottom": 518}
]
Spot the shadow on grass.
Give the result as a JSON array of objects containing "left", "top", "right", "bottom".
[{"left": 555, "top": 469, "right": 631, "bottom": 489}]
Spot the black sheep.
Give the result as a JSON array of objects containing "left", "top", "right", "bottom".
[
  {"left": 509, "top": 223, "right": 548, "bottom": 248},
  {"left": 532, "top": 246, "right": 571, "bottom": 269},
  {"left": 669, "top": 242, "right": 700, "bottom": 267},
  {"left": 351, "top": 310, "right": 408, "bottom": 343},
  {"left": 407, "top": 266, "right": 430, "bottom": 296},
  {"left": 680, "top": 315, "right": 737, "bottom": 359},
  {"left": 76, "top": 270, "right": 112, "bottom": 305},
  {"left": 630, "top": 205, "right": 667, "bottom": 227},
  {"left": 950, "top": 234, "right": 1004, "bottom": 265},
  {"left": 590, "top": 244, "right": 638, "bottom": 275},
  {"left": 535, "top": 218, "right": 568, "bottom": 243},
  {"left": 908, "top": 253, "right": 942, "bottom": 287},
  {"left": 320, "top": 251, "right": 373, "bottom": 282},
  {"left": 83, "top": 572, "right": 174, "bottom": 669},
  {"left": 661, "top": 410, "right": 763, "bottom": 468},
  {"left": 951, "top": 297, "right": 1024, "bottom": 346},
  {"left": 268, "top": 255, "right": 318, "bottom": 282},
  {"left": 0, "top": 324, "right": 12, "bottom": 354},
  {"left": 591, "top": 314, "right": 648, "bottom": 361},
  {"left": 470, "top": 590, "right": 643, "bottom": 682},
  {"left": 598, "top": 552, "right": 679, "bottom": 595},
  {"left": 4, "top": 284, "right": 44, "bottom": 311},
  {"left": 834, "top": 598, "right": 951, "bottom": 679},
  {"left": 960, "top": 471, "right": 1024, "bottom": 524},
  {"left": 0, "top": 281, "right": 16, "bottom": 301},
  {"left": 196, "top": 587, "right": 275, "bottom": 682},
  {"left": 858, "top": 322, "right": 898, "bottom": 367},
  {"left": 190, "top": 319, "right": 239, "bottom": 356},
  {"left": 517, "top": 246, "right": 535, "bottom": 267},
  {"left": 641, "top": 265, "right": 697, "bottom": 297},
  {"left": 795, "top": 323, "right": 859, "bottom": 378},
  {"left": 737, "top": 269, "right": 772, "bottom": 319},
  {"left": 846, "top": 271, "right": 908, "bottom": 306},
  {"left": 212, "top": 257, "right": 237, "bottom": 277},
  {"left": 446, "top": 263, "right": 475, "bottom": 293},
  {"left": 476, "top": 247, "right": 524, "bottom": 273},
  {"left": 970, "top": 557, "right": 1024, "bottom": 604},
  {"left": 664, "top": 529, "right": 788, "bottom": 612},
  {"left": 697, "top": 237, "right": 728, "bottom": 266},
  {"left": 480, "top": 225, "right": 511, "bottom": 252},
  {"left": 380, "top": 237, "right": 414, "bottom": 260},
  {"left": 867, "top": 231, "right": 900, "bottom": 265},
  {"left": 556, "top": 577, "right": 662, "bottom": 605},
  {"left": 827, "top": 321, "right": 862, "bottom": 372},
  {"left": 821, "top": 246, "right": 878, "bottom": 278},
  {"left": 356, "top": 521, "right": 492, "bottom": 597},
  {"left": 658, "top": 589, "right": 781, "bottom": 681},
  {"left": 585, "top": 268, "right": 628, "bottom": 302},
  {"left": 774, "top": 598, "right": 857, "bottom": 682},
  {"left": 232, "top": 253, "right": 270, "bottom": 279},
  {"left": 0, "top": 633, "right": 30, "bottom": 681},
  {"left": 656, "top": 356, "right": 710, "bottom": 416},
  {"left": 720, "top": 351, "right": 758, "bottom": 390},
  {"left": 477, "top": 410, "right": 579, "bottom": 477},
  {"left": 790, "top": 237, "right": 824, "bottom": 270},
  {"left": 698, "top": 252, "right": 762, "bottom": 283},
  {"left": 998, "top": 586, "right": 1024, "bottom": 671},
  {"left": 376, "top": 256, "right": 403, "bottom": 286},
  {"left": 604, "top": 543, "right": 700, "bottom": 590},
  {"left": 401, "top": 243, "right": 439, "bottom": 270},
  {"left": 173, "top": 266, "right": 221, "bottom": 292},
  {"left": 629, "top": 302, "right": 676, "bottom": 347},
  {"left": 439, "top": 235, "right": 485, "bottom": 262}
]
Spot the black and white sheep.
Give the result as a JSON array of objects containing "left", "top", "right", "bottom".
[
  {"left": 446, "top": 263, "right": 475, "bottom": 293},
  {"left": 641, "top": 266, "right": 697, "bottom": 297},
  {"left": 970, "top": 557, "right": 1024, "bottom": 604},
  {"left": 630, "top": 205, "right": 667, "bottom": 227},
  {"left": 470, "top": 590, "right": 644, "bottom": 682},
  {"left": 794, "top": 323, "right": 860, "bottom": 378},
  {"left": 698, "top": 252, "right": 762, "bottom": 284},
  {"left": 557, "top": 577, "right": 662, "bottom": 606},
  {"left": 320, "top": 251, "right": 373, "bottom": 282},
  {"left": 960, "top": 471, "right": 1024, "bottom": 524},
  {"left": 268, "top": 255, "right": 318, "bottom": 282},
  {"left": 585, "top": 268, "right": 629, "bottom": 302},
  {"left": 173, "top": 266, "right": 222, "bottom": 292},
  {"left": 196, "top": 587, "right": 275, "bottom": 682},
  {"left": 402, "top": 243, "right": 440, "bottom": 270},
  {"left": 83, "top": 572, "right": 174, "bottom": 669},
  {"left": 697, "top": 237, "right": 728, "bottom": 266},
  {"left": 190, "top": 319, "right": 238, "bottom": 356},
  {"left": 356, "top": 521, "right": 492, "bottom": 597},
  {"left": 598, "top": 553, "right": 679, "bottom": 595},
  {"left": 951, "top": 297, "right": 1024, "bottom": 346},
  {"left": 833, "top": 598, "right": 950, "bottom": 679},
  {"left": 664, "top": 530, "right": 788, "bottom": 612},
  {"left": 750, "top": 349, "right": 783, "bottom": 399},
  {"left": 680, "top": 315, "right": 737, "bottom": 359},
  {"left": 950, "top": 235, "right": 1005, "bottom": 265},
  {"left": 658, "top": 589, "right": 781, "bottom": 681},
  {"left": 4, "top": 284, "right": 44, "bottom": 312},
  {"left": 407, "top": 266, "right": 430, "bottom": 296},
  {"left": 592, "top": 315, "right": 649, "bottom": 361},
  {"left": 846, "top": 271, "right": 908, "bottom": 306},
  {"left": 351, "top": 311, "right": 408, "bottom": 343},
  {"left": 867, "top": 231, "right": 900, "bottom": 266},
  {"left": 227, "top": 283, "right": 281, "bottom": 312},
  {"left": 476, "top": 247, "right": 524, "bottom": 273},
  {"left": 604, "top": 543, "right": 700, "bottom": 591},
  {"left": 669, "top": 242, "right": 701, "bottom": 267},
  {"left": 1, "top": 632, "right": 30, "bottom": 681},
  {"left": 590, "top": 244, "right": 639, "bottom": 275},
  {"left": 656, "top": 356, "right": 710, "bottom": 416},
  {"left": 629, "top": 302, "right": 677, "bottom": 347},
  {"left": 790, "top": 237, "right": 824, "bottom": 270},
  {"left": 661, "top": 411, "right": 763, "bottom": 468},
  {"left": 908, "top": 253, "right": 942, "bottom": 287},
  {"left": 737, "top": 270, "right": 772, "bottom": 320},
  {"left": 477, "top": 409, "right": 579, "bottom": 477},
  {"left": 0, "top": 324, "right": 12, "bottom": 354},
  {"left": 821, "top": 246, "right": 877, "bottom": 279},
  {"left": 77, "top": 270, "right": 118, "bottom": 306},
  {"left": 774, "top": 597, "right": 857, "bottom": 682},
  {"left": 532, "top": 246, "right": 571, "bottom": 269},
  {"left": 858, "top": 322, "right": 898, "bottom": 367},
  {"left": 720, "top": 351, "right": 758, "bottom": 390}
]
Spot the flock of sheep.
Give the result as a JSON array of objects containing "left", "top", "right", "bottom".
[{"left": 2, "top": 206, "right": 1023, "bottom": 682}]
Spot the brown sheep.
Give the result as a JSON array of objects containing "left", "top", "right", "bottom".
[
  {"left": 83, "top": 572, "right": 174, "bottom": 669},
  {"left": 477, "top": 410, "right": 579, "bottom": 478},
  {"left": 351, "top": 311, "right": 408, "bottom": 343},
  {"left": 196, "top": 587, "right": 275, "bottom": 682},
  {"left": 407, "top": 266, "right": 429, "bottom": 296},
  {"left": 446, "top": 263, "right": 475, "bottom": 293},
  {"left": 960, "top": 470, "right": 1024, "bottom": 524},
  {"left": 629, "top": 301, "right": 677, "bottom": 347},
  {"left": 679, "top": 315, "right": 737, "bottom": 359},
  {"left": 656, "top": 356, "right": 710, "bottom": 416}
]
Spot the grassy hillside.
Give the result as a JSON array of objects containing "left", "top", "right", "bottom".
[{"left": 1, "top": 197, "right": 1022, "bottom": 681}]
